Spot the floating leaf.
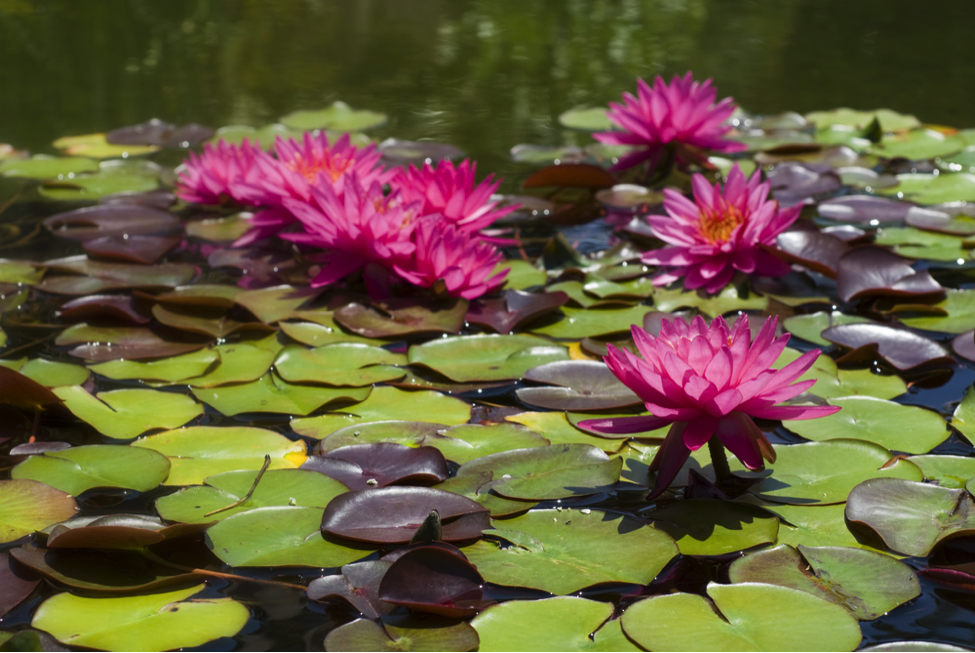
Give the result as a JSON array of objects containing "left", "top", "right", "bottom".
[
  {"left": 651, "top": 284, "right": 768, "bottom": 317},
  {"left": 39, "top": 160, "right": 160, "bottom": 201},
  {"left": 319, "top": 421, "right": 448, "bottom": 452},
  {"left": 43, "top": 204, "right": 179, "bottom": 242},
  {"left": 835, "top": 246, "right": 943, "bottom": 303},
  {"left": 846, "top": 478, "right": 975, "bottom": 557},
  {"left": 782, "top": 312, "right": 873, "bottom": 346},
  {"left": 531, "top": 304, "right": 654, "bottom": 339},
  {"left": 878, "top": 173, "right": 975, "bottom": 205},
  {"left": 409, "top": 334, "right": 568, "bottom": 382},
  {"left": 507, "top": 411, "right": 625, "bottom": 450},
  {"left": 775, "top": 347, "right": 906, "bottom": 400},
  {"left": 182, "top": 341, "right": 278, "bottom": 387},
  {"left": 465, "top": 289, "right": 569, "bottom": 334},
  {"left": 131, "top": 426, "right": 306, "bottom": 485},
  {"left": 280, "top": 102, "right": 387, "bottom": 131},
  {"left": 901, "top": 289, "right": 975, "bottom": 334},
  {"left": 558, "top": 107, "right": 612, "bottom": 131},
  {"left": 32, "top": 584, "right": 248, "bottom": 651},
  {"left": 516, "top": 360, "right": 641, "bottom": 411},
  {"left": 463, "top": 509, "right": 677, "bottom": 594},
  {"left": 307, "top": 560, "right": 393, "bottom": 619},
  {"left": 952, "top": 385, "right": 975, "bottom": 444},
  {"left": 0, "top": 155, "right": 99, "bottom": 179},
  {"left": 501, "top": 260, "right": 547, "bottom": 290},
  {"left": 335, "top": 297, "right": 468, "bottom": 338},
  {"left": 806, "top": 108, "right": 919, "bottom": 131},
  {"left": 822, "top": 323, "right": 953, "bottom": 371},
  {"left": 235, "top": 284, "right": 319, "bottom": 323},
  {"left": 304, "top": 443, "right": 448, "bottom": 490},
  {"left": 0, "top": 550, "right": 41, "bottom": 619},
  {"left": 876, "top": 129, "right": 965, "bottom": 160},
  {"left": 325, "top": 616, "right": 479, "bottom": 653},
  {"left": 89, "top": 349, "right": 218, "bottom": 382},
  {"left": 0, "top": 480, "right": 78, "bottom": 544},
  {"left": 11, "top": 445, "right": 170, "bottom": 496},
  {"left": 784, "top": 397, "right": 949, "bottom": 454},
  {"left": 621, "top": 582, "right": 862, "bottom": 652},
  {"left": 40, "top": 257, "right": 197, "bottom": 295},
  {"left": 53, "top": 133, "right": 158, "bottom": 158},
  {"left": 275, "top": 343, "right": 405, "bottom": 386},
  {"left": 55, "top": 324, "right": 207, "bottom": 361},
  {"left": 432, "top": 423, "right": 549, "bottom": 464},
  {"left": 292, "top": 387, "right": 471, "bottom": 439},
  {"left": 54, "top": 386, "right": 203, "bottom": 440},
  {"left": 191, "top": 373, "right": 370, "bottom": 416},
  {"left": 156, "top": 468, "right": 347, "bottom": 523},
  {"left": 378, "top": 545, "right": 487, "bottom": 618},
  {"left": 0, "top": 366, "right": 64, "bottom": 410},
  {"left": 645, "top": 499, "right": 778, "bottom": 556}
]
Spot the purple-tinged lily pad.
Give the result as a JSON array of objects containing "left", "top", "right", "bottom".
[
  {"left": 43, "top": 514, "right": 203, "bottom": 550},
  {"left": 321, "top": 487, "right": 490, "bottom": 544},
  {"left": 0, "top": 550, "right": 40, "bottom": 618},
  {"left": 594, "top": 184, "right": 663, "bottom": 213},
  {"left": 39, "top": 257, "right": 197, "bottom": 295},
  {"left": 818, "top": 195, "right": 915, "bottom": 224},
  {"left": 768, "top": 162, "right": 842, "bottom": 206},
  {"left": 516, "top": 360, "right": 640, "bottom": 411},
  {"left": 378, "top": 545, "right": 487, "bottom": 618},
  {"left": 377, "top": 138, "right": 464, "bottom": 167},
  {"left": 835, "top": 246, "right": 943, "bottom": 302},
  {"left": 0, "top": 366, "right": 63, "bottom": 411},
  {"left": 107, "top": 119, "right": 213, "bottom": 147},
  {"left": 82, "top": 234, "right": 181, "bottom": 265},
  {"left": 466, "top": 289, "right": 569, "bottom": 334},
  {"left": 905, "top": 208, "right": 975, "bottom": 236},
  {"left": 846, "top": 478, "right": 975, "bottom": 556},
  {"left": 57, "top": 295, "right": 151, "bottom": 325},
  {"left": 151, "top": 304, "right": 272, "bottom": 339},
  {"left": 952, "top": 330, "right": 975, "bottom": 362},
  {"left": 773, "top": 230, "right": 850, "bottom": 278},
  {"left": 308, "top": 560, "right": 393, "bottom": 619},
  {"left": 43, "top": 204, "right": 179, "bottom": 242},
  {"left": 822, "top": 323, "right": 953, "bottom": 371},
  {"left": 335, "top": 297, "right": 468, "bottom": 338},
  {"left": 303, "top": 443, "right": 448, "bottom": 490},
  {"left": 208, "top": 247, "right": 302, "bottom": 288}
]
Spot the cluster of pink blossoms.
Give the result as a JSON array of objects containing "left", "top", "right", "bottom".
[{"left": 175, "top": 132, "right": 515, "bottom": 299}]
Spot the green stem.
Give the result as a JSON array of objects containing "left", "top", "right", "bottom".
[{"left": 708, "top": 437, "right": 732, "bottom": 482}]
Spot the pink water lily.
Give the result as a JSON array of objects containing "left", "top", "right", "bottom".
[
  {"left": 578, "top": 315, "right": 840, "bottom": 499},
  {"left": 392, "top": 159, "right": 516, "bottom": 234},
  {"left": 175, "top": 138, "right": 263, "bottom": 206},
  {"left": 594, "top": 73, "right": 745, "bottom": 170},
  {"left": 234, "top": 132, "right": 395, "bottom": 246},
  {"left": 643, "top": 163, "right": 799, "bottom": 294},
  {"left": 393, "top": 217, "right": 508, "bottom": 300}
]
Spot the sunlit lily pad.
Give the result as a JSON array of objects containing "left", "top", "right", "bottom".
[
  {"left": 878, "top": 173, "right": 975, "bottom": 205},
  {"left": 435, "top": 472, "right": 537, "bottom": 518},
  {"left": 0, "top": 155, "right": 99, "bottom": 179},
  {"left": 293, "top": 386, "right": 471, "bottom": 439},
  {"left": 0, "top": 259, "right": 42, "bottom": 285},
  {"left": 846, "top": 478, "right": 975, "bottom": 556},
  {"left": 645, "top": 499, "right": 778, "bottom": 556},
  {"left": 210, "top": 123, "right": 305, "bottom": 149},
  {"left": 319, "top": 421, "right": 448, "bottom": 452},
  {"left": 756, "top": 502, "right": 883, "bottom": 551},
  {"left": 876, "top": 129, "right": 966, "bottom": 160},
  {"left": 952, "top": 385, "right": 975, "bottom": 445},
  {"left": 38, "top": 160, "right": 160, "bottom": 201},
  {"left": 0, "top": 479, "right": 78, "bottom": 544},
  {"left": 89, "top": 349, "right": 218, "bottom": 382},
  {"left": 303, "top": 443, "right": 448, "bottom": 490},
  {"left": 336, "top": 297, "right": 468, "bottom": 338},
  {"left": 207, "top": 506, "right": 370, "bottom": 567},
  {"left": 508, "top": 411, "right": 627, "bottom": 450},
  {"left": 326, "top": 616, "right": 480, "bottom": 653},
  {"left": 409, "top": 334, "right": 568, "bottom": 382},
  {"left": 501, "top": 259, "right": 547, "bottom": 290},
  {"left": 156, "top": 468, "right": 348, "bottom": 523},
  {"left": 558, "top": 107, "right": 613, "bottom": 131},
  {"left": 621, "top": 582, "right": 862, "bottom": 652},
  {"left": 516, "top": 360, "right": 641, "bottom": 411},
  {"left": 906, "top": 455, "right": 975, "bottom": 489},
  {"left": 32, "top": 584, "right": 248, "bottom": 651},
  {"left": 784, "top": 397, "right": 949, "bottom": 454},
  {"left": 432, "top": 423, "right": 550, "bottom": 464},
  {"left": 53, "top": 386, "right": 203, "bottom": 440},
  {"left": 806, "top": 108, "right": 919, "bottom": 131},
  {"left": 192, "top": 372, "right": 370, "bottom": 416},
  {"left": 53, "top": 132, "right": 158, "bottom": 158},
  {"left": 651, "top": 284, "right": 768, "bottom": 317},
  {"left": 530, "top": 304, "right": 654, "bottom": 339},
  {"left": 11, "top": 445, "right": 170, "bottom": 496},
  {"left": 900, "top": 289, "right": 975, "bottom": 333},
  {"left": 235, "top": 285, "right": 319, "bottom": 323},
  {"left": 463, "top": 509, "right": 677, "bottom": 594},
  {"left": 131, "top": 426, "right": 307, "bottom": 485},
  {"left": 1, "top": 358, "right": 90, "bottom": 387},
  {"left": 280, "top": 102, "right": 387, "bottom": 131},
  {"left": 774, "top": 348, "right": 906, "bottom": 400},
  {"left": 275, "top": 343, "right": 405, "bottom": 386},
  {"left": 183, "top": 341, "right": 278, "bottom": 387},
  {"left": 472, "top": 597, "right": 639, "bottom": 652},
  {"left": 782, "top": 312, "right": 874, "bottom": 346}
]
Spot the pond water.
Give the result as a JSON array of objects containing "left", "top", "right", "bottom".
[{"left": 2, "top": 1, "right": 975, "bottom": 652}]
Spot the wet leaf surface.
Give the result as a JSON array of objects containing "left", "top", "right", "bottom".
[
  {"left": 12, "top": 445, "right": 170, "bottom": 496},
  {"left": 0, "top": 480, "right": 78, "bottom": 543}
]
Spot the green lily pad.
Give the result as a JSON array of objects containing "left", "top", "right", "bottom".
[
  {"left": 292, "top": 387, "right": 471, "bottom": 439},
  {"left": 774, "top": 347, "right": 906, "bottom": 400},
  {"left": 131, "top": 426, "right": 307, "bottom": 485},
  {"left": 728, "top": 544, "right": 920, "bottom": 620},
  {"left": 952, "top": 385, "right": 975, "bottom": 444},
  {"left": 757, "top": 501, "right": 886, "bottom": 551},
  {"left": 806, "top": 108, "right": 919, "bottom": 132},
  {"left": 211, "top": 123, "right": 306, "bottom": 149},
  {"left": 235, "top": 285, "right": 319, "bottom": 324},
  {"left": 409, "top": 334, "right": 568, "bottom": 382},
  {"left": 156, "top": 468, "right": 348, "bottom": 523},
  {"left": 877, "top": 173, "right": 975, "bottom": 205},
  {"left": 906, "top": 455, "right": 975, "bottom": 488},
  {"left": 874, "top": 227, "right": 970, "bottom": 262},
  {"left": 457, "top": 444, "right": 622, "bottom": 500},
  {"left": 53, "top": 386, "right": 204, "bottom": 440},
  {"left": 192, "top": 372, "right": 370, "bottom": 416},
  {"left": 185, "top": 214, "right": 253, "bottom": 243},
  {"left": 0, "top": 155, "right": 99, "bottom": 179},
  {"left": 319, "top": 421, "right": 448, "bottom": 451},
  {"left": 279, "top": 319, "right": 383, "bottom": 347},
  {"left": 39, "top": 160, "right": 159, "bottom": 201},
  {"left": 206, "top": 506, "right": 371, "bottom": 567},
  {"left": 651, "top": 284, "right": 768, "bottom": 317},
  {"left": 1, "top": 358, "right": 90, "bottom": 387},
  {"left": 548, "top": 281, "right": 629, "bottom": 308},
  {"left": 582, "top": 275, "right": 656, "bottom": 300},
  {"left": 621, "top": 582, "right": 862, "bottom": 652},
  {"left": 279, "top": 102, "right": 387, "bottom": 131},
  {"left": 901, "top": 289, "right": 975, "bottom": 334},
  {"left": 783, "top": 397, "right": 949, "bottom": 454},
  {"left": 783, "top": 312, "right": 874, "bottom": 346},
  {"left": 53, "top": 132, "right": 158, "bottom": 158},
  {"left": 11, "top": 445, "right": 170, "bottom": 496},
  {"left": 463, "top": 509, "right": 677, "bottom": 594},
  {"left": 275, "top": 343, "right": 405, "bottom": 386},
  {"left": 501, "top": 260, "right": 547, "bottom": 290},
  {"left": 507, "top": 411, "right": 630, "bottom": 451},
  {"left": 531, "top": 305, "right": 654, "bottom": 339},
  {"left": 645, "top": 499, "right": 779, "bottom": 556},
  {"left": 432, "top": 423, "right": 550, "bottom": 464},
  {"left": 31, "top": 584, "right": 249, "bottom": 651},
  {"left": 558, "top": 107, "right": 613, "bottom": 132},
  {"left": 0, "top": 479, "right": 78, "bottom": 544},
  {"left": 0, "top": 260, "right": 42, "bottom": 285},
  {"left": 325, "top": 617, "right": 480, "bottom": 653},
  {"left": 89, "top": 349, "right": 218, "bottom": 382},
  {"left": 183, "top": 341, "right": 279, "bottom": 387},
  {"left": 472, "top": 597, "right": 639, "bottom": 652},
  {"left": 846, "top": 478, "right": 975, "bottom": 557},
  {"left": 434, "top": 472, "right": 537, "bottom": 518},
  {"left": 875, "top": 129, "right": 966, "bottom": 160}
]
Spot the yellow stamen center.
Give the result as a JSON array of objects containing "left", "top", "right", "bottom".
[{"left": 698, "top": 205, "right": 744, "bottom": 244}]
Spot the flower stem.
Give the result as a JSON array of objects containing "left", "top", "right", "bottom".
[{"left": 708, "top": 438, "right": 732, "bottom": 482}]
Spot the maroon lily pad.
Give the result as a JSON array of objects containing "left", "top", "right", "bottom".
[
  {"left": 42, "top": 515, "right": 206, "bottom": 550},
  {"left": 767, "top": 162, "right": 842, "bottom": 206},
  {"left": 10, "top": 442, "right": 72, "bottom": 457},
  {"left": 145, "top": 284, "right": 243, "bottom": 310},
  {"left": 83, "top": 234, "right": 181, "bottom": 264},
  {"left": 523, "top": 163, "right": 616, "bottom": 190},
  {"left": 905, "top": 210, "right": 975, "bottom": 236},
  {"left": 0, "top": 366, "right": 63, "bottom": 411},
  {"left": 321, "top": 487, "right": 490, "bottom": 544},
  {"left": 952, "top": 330, "right": 975, "bottom": 362},
  {"left": 100, "top": 189, "right": 178, "bottom": 209},
  {"left": 106, "top": 119, "right": 214, "bottom": 148},
  {"left": 44, "top": 204, "right": 180, "bottom": 242},
  {"left": 821, "top": 225, "right": 870, "bottom": 243},
  {"left": 822, "top": 323, "right": 954, "bottom": 371},
  {"left": 303, "top": 444, "right": 449, "bottom": 491},
  {"left": 55, "top": 324, "right": 208, "bottom": 361},
  {"left": 38, "top": 258, "right": 198, "bottom": 295},
  {"left": 515, "top": 360, "right": 641, "bottom": 411},
  {"left": 0, "top": 550, "right": 40, "bottom": 618},
  {"left": 818, "top": 195, "right": 918, "bottom": 224},
  {"left": 773, "top": 230, "right": 850, "bottom": 278},
  {"left": 308, "top": 560, "right": 394, "bottom": 618},
  {"left": 836, "top": 246, "right": 943, "bottom": 302},
  {"left": 208, "top": 247, "right": 302, "bottom": 288},
  {"left": 335, "top": 297, "right": 468, "bottom": 338},
  {"left": 378, "top": 545, "right": 488, "bottom": 619},
  {"left": 466, "top": 289, "right": 569, "bottom": 334},
  {"left": 57, "top": 295, "right": 151, "bottom": 325},
  {"left": 919, "top": 567, "right": 975, "bottom": 592}
]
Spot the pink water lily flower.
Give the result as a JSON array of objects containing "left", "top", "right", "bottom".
[
  {"left": 175, "top": 138, "right": 263, "bottom": 206},
  {"left": 281, "top": 173, "right": 416, "bottom": 296},
  {"left": 594, "top": 73, "right": 745, "bottom": 170},
  {"left": 643, "top": 163, "right": 798, "bottom": 293},
  {"left": 234, "top": 132, "right": 395, "bottom": 246},
  {"left": 393, "top": 217, "right": 508, "bottom": 300},
  {"left": 578, "top": 315, "right": 840, "bottom": 499},
  {"left": 392, "top": 159, "right": 516, "bottom": 234}
]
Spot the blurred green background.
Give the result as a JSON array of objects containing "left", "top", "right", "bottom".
[{"left": 1, "top": 0, "right": 972, "bottom": 181}]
